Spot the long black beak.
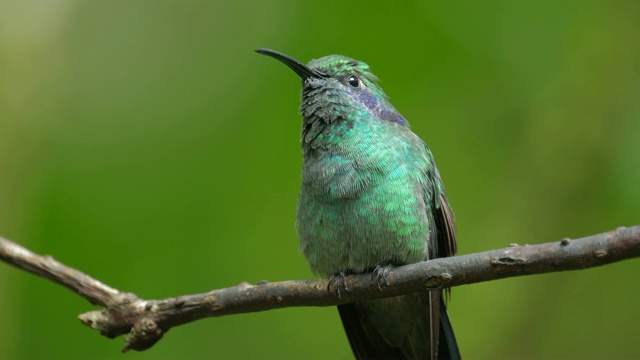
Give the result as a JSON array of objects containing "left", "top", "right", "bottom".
[{"left": 256, "top": 48, "right": 326, "bottom": 80}]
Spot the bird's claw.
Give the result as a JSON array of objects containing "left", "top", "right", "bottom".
[
  {"left": 328, "top": 272, "right": 349, "bottom": 299},
  {"left": 372, "top": 264, "right": 393, "bottom": 290}
]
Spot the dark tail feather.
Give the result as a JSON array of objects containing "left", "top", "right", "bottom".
[
  {"left": 337, "top": 303, "right": 404, "bottom": 360},
  {"left": 437, "top": 297, "right": 461, "bottom": 360},
  {"left": 429, "top": 291, "right": 441, "bottom": 360}
]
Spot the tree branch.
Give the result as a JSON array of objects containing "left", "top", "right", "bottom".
[{"left": 1, "top": 226, "right": 639, "bottom": 352}]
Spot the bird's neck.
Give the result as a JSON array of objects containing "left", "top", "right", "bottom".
[{"left": 299, "top": 89, "right": 407, "bottom": 155}]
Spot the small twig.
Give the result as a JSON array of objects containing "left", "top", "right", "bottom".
[
  {"left": 1, "top": 226, "right": 639, "bottom": 352},
  {"left": 0, "top": 237, "right": 134, "bottom": 307}
]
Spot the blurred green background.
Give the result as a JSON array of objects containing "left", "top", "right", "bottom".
[{"left": 1, "top": 1, "right": 639, "bottom": 359}]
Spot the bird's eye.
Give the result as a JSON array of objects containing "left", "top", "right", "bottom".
[{"left": 346, "top": 75, "right": 360, "bottom": 88}]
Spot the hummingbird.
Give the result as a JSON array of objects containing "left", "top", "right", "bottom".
[{"left": 256, "top": 48, "right": 460, "bottom": 360}]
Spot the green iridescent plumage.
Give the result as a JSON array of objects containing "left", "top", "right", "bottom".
[{"left": 257, "top": 49, "right": 459, "bottom": 360}]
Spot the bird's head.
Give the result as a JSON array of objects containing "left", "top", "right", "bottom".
[{"left": 256, "top": 49, "right": 407, "bottom": 126}]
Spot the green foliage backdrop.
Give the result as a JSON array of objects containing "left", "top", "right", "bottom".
[{"left": 1, "top": 1, "right": 639, "bottom": 359}]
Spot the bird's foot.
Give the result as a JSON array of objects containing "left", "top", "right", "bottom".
[
  {"left": 328, "top": 272, "right": 349, "bottom": 299},
  {"left": 372, "top": 264, "right": 393, "bottom": 290}
]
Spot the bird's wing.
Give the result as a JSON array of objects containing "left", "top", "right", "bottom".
[
  {"left": 431, "top": 160, "right": 461, "bottom": 360},
  {"left": 421, "top": 141, "right": 459, "bottom": 359},
  {"left": 433, "top": 170, "right": 457, "bottom": 259}
]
